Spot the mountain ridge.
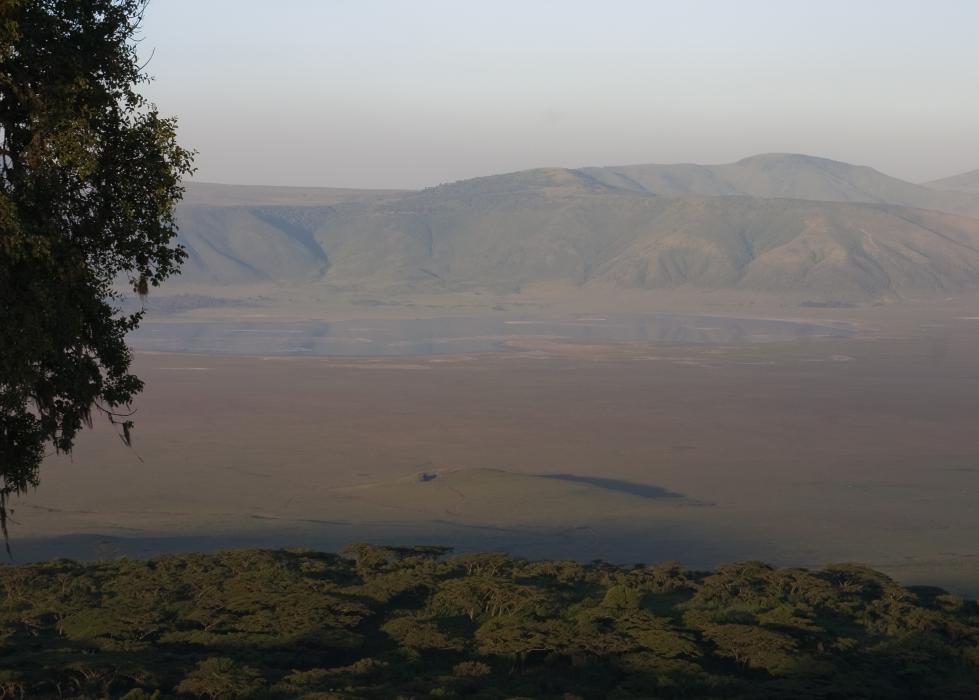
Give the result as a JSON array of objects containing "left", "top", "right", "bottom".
[
  {"left": 924, "top": 168, "right": 979, "bottom": 194},
  {"left": 171, "top": 154, "right": 979, "bottom": 301},
  {"left": 578, "top": 153, "right": 979, "bottom": 215}
]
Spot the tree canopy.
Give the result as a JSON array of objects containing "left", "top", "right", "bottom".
[
  {"left": 1, "top": 547, "right": 978, "bottom": 698},
  {"left": 0, "top": 0, "right": 193, "bottom": 536}
]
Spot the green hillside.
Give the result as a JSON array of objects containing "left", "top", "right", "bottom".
[{"left": 3, "top": 548, "right": 978, "bottom": 699}]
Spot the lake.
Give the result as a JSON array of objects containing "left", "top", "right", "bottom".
[{"left": 128, "top": 313, "right": 852, "bottom": 356}]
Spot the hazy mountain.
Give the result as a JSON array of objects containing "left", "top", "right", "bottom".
[
  {"left": 181, "top": 181, "right": 405, "bottom": 207},
  {"left": 174, "top": 184, "right": 404, "bottom": 284},
  {"left": 176, "top": 205, "right": 334, "bottom": 285},
  {"left": 923, "top": 169, "right": 979, "bottom": 194},
  {"left": 579, "top": 153, "right": 979, "bottom": 216},
  {"left": 173, "top": 164, "right": 979, "bottom": 300}
]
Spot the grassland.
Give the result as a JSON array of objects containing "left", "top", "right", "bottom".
[{"left": 15, "top": 302, "right": 979, "bottom": 595}]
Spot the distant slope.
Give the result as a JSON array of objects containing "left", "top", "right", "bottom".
[
  {"left": 176, "top": 183, "right": 406, "bottom": 284},
  {"left": 586, "top": 197, "right": 979, "bottom": 297},
  {"left": 181, "top": 181, "right": 405, "bottom": 207},
  {"left": 579, "top": 153, "right": 979, "bottom": 216},
  {"left": 924, "top": 169, "right": 979, "bottom": 194},
  {"left": 173, "top": 167, "right": 979, "bottom": 299},
  {"left": 176, "top": 205, "right": 334, "bottom": 284}
]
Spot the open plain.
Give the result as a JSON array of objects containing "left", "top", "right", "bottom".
[{"left": 16, "top": 300, "right": 979, "bottom": 595}]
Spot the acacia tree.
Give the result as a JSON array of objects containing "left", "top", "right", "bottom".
[{"left": 0, "top": 0, "right": 193, "bottom": 539}]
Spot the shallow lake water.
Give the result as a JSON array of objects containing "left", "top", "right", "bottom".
[{"left": 128, "top": 313, "right": 852, "bottom": 356}]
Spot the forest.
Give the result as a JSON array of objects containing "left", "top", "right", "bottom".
[{"left": 2, "top": 546, "right": 978, "bottom": 699}]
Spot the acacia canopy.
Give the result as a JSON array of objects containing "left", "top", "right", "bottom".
[
  {"left": 0, "top": 0, "right": 193, "bottom": 536},
  {"left": 2, "top": 548, "right": 978, "bottom": 698}
]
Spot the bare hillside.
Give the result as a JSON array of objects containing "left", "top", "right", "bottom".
[
  {"left": 924, "top": 169, "right": 979, "bottom": 194},
  {"left": 173, "top": 165, "right": 979, "bottom": 300},
  {"left": 579, "top": 153, "right": 979, "bottom": 216}
]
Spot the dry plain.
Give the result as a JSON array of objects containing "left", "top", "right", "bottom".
[{"left": 15, "top": 301, "right": 979, "bottom": 595}]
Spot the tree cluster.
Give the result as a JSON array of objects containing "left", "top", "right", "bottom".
[{"left": 1, "top": 547, "right": 978, "bottom": 698}]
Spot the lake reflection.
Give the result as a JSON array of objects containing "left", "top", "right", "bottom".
[{"left": 128, "top": 314, "right": 851, "bottom": 357}]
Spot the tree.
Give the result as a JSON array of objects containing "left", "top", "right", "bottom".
[
  {"left": 701, "top": 623, "right": 801, "bottom": 675},
  {"left": 175, "top": 658, "right": 264, "bottom": 700},
  {"left": 0, "top": 0, "right": 193, "bottom": 539}
]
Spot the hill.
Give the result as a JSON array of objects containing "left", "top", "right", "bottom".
[
  {"left": 173, "top": 166, "right": 979, "bottom": 299},
  {"left": 3, "top": 548, "right": 978, "bottom": 699},
  {"left": 579, "top": 153, "right": 979, "bottom": 215},
  {"left": 925, "top": 169, "right": 979, "bottom": 194},
  {"left": 181, "top": 181, "right": 406, "bottom": 207}
]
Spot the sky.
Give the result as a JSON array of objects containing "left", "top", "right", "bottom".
[{"left": 139, "top": 0, "right": 979, "bottom": 189}]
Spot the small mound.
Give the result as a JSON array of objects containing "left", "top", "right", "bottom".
[{"left": 331, "top": 468, "right": 694, "bottom": 525}]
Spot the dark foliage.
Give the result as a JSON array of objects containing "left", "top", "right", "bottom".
[
  {"left": 1, "top": 547, "right": 977, "bottom": 698},
  {"left": 0, "top": 0, "right": 193, "bottom": 536}
]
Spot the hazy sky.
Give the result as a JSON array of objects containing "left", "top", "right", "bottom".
[{"left": 140, "top": 0, "right": 979, "bottom": 189}]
